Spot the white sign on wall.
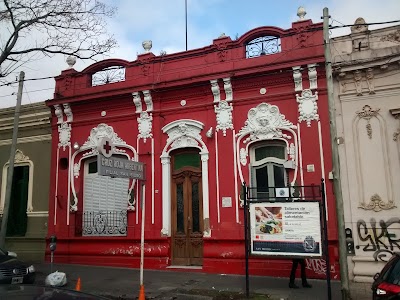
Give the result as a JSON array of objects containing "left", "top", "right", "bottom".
[{"left": 249, "top": 201, "right": 322, "bottom": 257}]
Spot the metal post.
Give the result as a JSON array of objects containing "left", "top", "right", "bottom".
[
  {"left": 0, "top": 71, "right": 25, "bottom": 248},
  {"left": 322, "top": 7, "right": 350, "bottom": 299},
  {"left": 50, "top": 251, "right": 54, "bottom": 274},
  {"left": 243, "top": 182, "right": 249, "bottom": 298},
  {"left": 139, "top": 182, "right": 145, "bottom": 286},
  {"left": 321, "top": 179, "right": 332, "bottom": 300},
  {"left": 185, "top": 0, "right": 188, "bottom": 51}
]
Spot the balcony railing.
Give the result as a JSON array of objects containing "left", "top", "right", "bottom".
[
  {"left": 75, "top": 210, "right": 127, "bottom": 236},
  {"left": 246, "top": 185, "right": 321, "bottom": 202}
]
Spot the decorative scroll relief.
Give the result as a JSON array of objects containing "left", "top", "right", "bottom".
[
  {"left": 289, "top": 143, "right": 295, "bottom": 161},
  {"left": 210, "top": 79, "right": 221, "bottom": 103},
  {"left": 63, "top": 103, "right": 73, "bottom": 123},
  {"left": 360, "top": 193, "right": 396, "bottom": 212},
  {"left": 238, "top": 103, "right": 296, "bottom": 143},
  {"left": 215, "top": 100, "right": 233, "bottom": 136},
  {"left": 58, "top": 122, "right": 71, "bottom": 150},
  {"left": 356, "top": 105, "right": 380, "bottom": 139},
  {"left": 164, "top": 121, "right": 203, "bottom": 149},
  {"left": 14, "top": 149, "right": 30, "bottom": 162},
  {"left": 137, "top": 111, "right": 153, "bottom": 142},
  {"left": 132, "top": 92, "right": 142, "bottom": 113},
  {"left": 71, "top": 124, "right": 136, "bottom": 212},
  {"left": 238, "top": 103, "right": 296, "bottom": 166},
  {"left": 297, "top": 89, "right": 319, "bottom": 127},
  {"left": 54, "top": 105, "right": 63, "bottom": 124},
  {"left": 394, "top": 114, "right": 400, "bottom": 141},
  {"left": 308, "top": 64, "right": 317, "bottom": 90},
  {"left": 143, "top": 90, "right": 153, "bottom": 112},
  {"left": 223, "top": 78, "right": 233, "bottom": 101},
  {"left": 292, "top": 66, "right": 303, "bottom": 92}
]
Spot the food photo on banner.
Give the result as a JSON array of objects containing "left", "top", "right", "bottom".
[{"left": 249, "top": 202, "right": 322, "bottom": 257}]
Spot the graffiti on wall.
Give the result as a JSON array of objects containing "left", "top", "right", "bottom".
[
  {"left": 305, "top": 258, "right": 337, "bottom": 277},
  {"left": 356, "top": 217, "right": 400, "bottom": 262}
]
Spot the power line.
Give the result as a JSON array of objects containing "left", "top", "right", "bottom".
[{"left": 330, "top": 19, "right": 400, "bottom": 29}]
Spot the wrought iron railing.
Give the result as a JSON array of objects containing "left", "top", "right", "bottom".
[
  {"left": 75, "top": 210, "right": 127, "bottom": 236},
  {"left": 91, "top": 66, "right": 126, "bottom": 86},
  {"left": 245, "top": 36, "right": 281, "bottom": 58},
  {"left": 246, "top": 184, "right": 321, "bottom": 202}
]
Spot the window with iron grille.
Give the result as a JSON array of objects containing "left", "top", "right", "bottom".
[{"left": 245, "top": 36, "right": 281, "bottom": 58}]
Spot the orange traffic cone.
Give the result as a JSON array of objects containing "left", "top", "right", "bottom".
[
  {"left": 138, "top": 284, "right": 145, "bottom": 300},
  {"left": 75, "top": 277, "right": 81, "bottom": 291}
]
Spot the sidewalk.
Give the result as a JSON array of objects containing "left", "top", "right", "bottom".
[{"left": 33, "top": 263, "right": 344, "bottom": 300}]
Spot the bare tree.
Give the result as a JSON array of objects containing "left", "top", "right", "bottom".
[{"left": 0, "top": 0, "right": 117, "bottom": 77}]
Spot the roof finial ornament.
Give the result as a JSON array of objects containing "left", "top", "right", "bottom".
[
  {"left": 66, "top": 56, "right": 76, "bottom": 69},
  {"left": 142, "top": 40, "right": 152, "bottom": 53},
  {"left": 297, "top": 6, "right": 307, "bottom": 21}
]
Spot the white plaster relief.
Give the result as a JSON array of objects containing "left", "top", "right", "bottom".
[
  {"left": 238, "top": 103, "right": 296, "bottom": 143},
  {"left": 223, "top": 77, "right": 233, "bottom": 101},
  {"left": 132, "top": 92, "right": 142, "bottom": 113},
  {"left": 366, "top": 68, "right": 375, "bottom": 94},
  {"left": 210, "top": 79, "right": 221, "bottom": 103},
  {"left": 354, "top": 71, "right": 363, "bottom": 96},
  {"left": 296, "top": 89, "right": 319, "bottom": 127},
  {"left": 292, "top": 66, "right": 303, "bottom": 92},
  {"left": 143, "top": 90, "right": 153, "bottom": 111},
  {"left": 58, "top": 122, "right": 71, "bottom": 150},
  {"left": 356, "top": 105, "right": 380, "bottom": 139},
  {"left": 307, "top": 64, "right": 318, "bottom": 90},
  {"left": 70, "top": 123, "right": 137, "bottom": 212},
  {"left": 215, "top": 100, "right": 233, "bottom": 136},
  {"left": 63, "top": 103, "right": 73, "bottom": 123},
  {"left": 236, "top": 103, "right": 299, "bottom": 185},
  {"left": 54, "top": 105, "right": 63, "bottom": 124},
  {"left": 137, "top": 111, "right": 153, "bottom": 142},
  {"left": 289, "top": 143, "right": 295, "bottom": 161}
]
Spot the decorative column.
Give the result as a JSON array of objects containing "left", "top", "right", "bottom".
[
  {"left": 160, "top": 153, "right": 171, "bottom": 236},
  {"left": 200, "top": 151, "right": 211, "bottom": 237}
]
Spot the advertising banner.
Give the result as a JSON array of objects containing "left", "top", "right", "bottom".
[{"left": 249, "top": 201, "right": 322, "bottom": 257}]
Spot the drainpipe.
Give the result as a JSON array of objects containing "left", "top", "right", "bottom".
[{"left": 322, "top": 7, "right": 351, "bottom": 300}]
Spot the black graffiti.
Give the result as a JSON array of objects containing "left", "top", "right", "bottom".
[{"left": 356, "top": 218, "right": 400, "bottom": 261}]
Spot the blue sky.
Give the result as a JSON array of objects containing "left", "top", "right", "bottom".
[{"left": 1, "top": 0, "right": 400, "bottom": 108}]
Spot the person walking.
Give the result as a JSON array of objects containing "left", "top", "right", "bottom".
[{"left": 289, "top": 258, "right": 312, "bottom": 288}]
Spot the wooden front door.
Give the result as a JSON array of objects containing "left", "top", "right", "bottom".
[{"left": 171, "top": 167, "right": 203, "bottom": 266}]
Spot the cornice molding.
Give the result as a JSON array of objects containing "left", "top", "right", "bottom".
[{"left": 0, "top": 134, "right": 51, "bottom": 146}]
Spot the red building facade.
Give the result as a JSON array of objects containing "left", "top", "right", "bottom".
[{"left": 46, "top": 16, "right": 339, "bottom": 279}]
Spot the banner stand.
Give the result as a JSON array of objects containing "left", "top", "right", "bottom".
[{"left": 243, "top": 179, "right": 332, "bottom": 300}]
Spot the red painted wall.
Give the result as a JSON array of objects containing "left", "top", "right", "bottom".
[{"left": 45, "top": 19, "right": 339, "bottom": 280}]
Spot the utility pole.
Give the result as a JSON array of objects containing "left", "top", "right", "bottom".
[
  {"left": 322, "top": 8, "right": 350, "bottom": 300},
  {"left": 0, "top": 71, "right": 25, "bottom": 248}
]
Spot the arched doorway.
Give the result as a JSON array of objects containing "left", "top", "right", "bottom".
[{"left": 170, "top": 149, "right": 203, "bottom": 266}]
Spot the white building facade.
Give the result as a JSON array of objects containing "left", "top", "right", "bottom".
[{"left": 332, "top": 18, "right": 400, "bottom": 282}]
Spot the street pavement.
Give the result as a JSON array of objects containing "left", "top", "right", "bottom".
[{"left": 29, "top": 262, "right": 348, "bottom": 300}]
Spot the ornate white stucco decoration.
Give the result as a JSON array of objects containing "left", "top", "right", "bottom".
[
  {"left": 164, "top": 121, "right": 203, "bottom": 149},
  {"left": 292, "top": 66, "right": 303, "bottom": 92},
  {"left": 210, "top": 79, "right": 220, "bottom": 102},
  {"left": 63, "top": 103, "right": 73, "bottom": 123},
  {"left": 223, "top": 77, "right": 233, "bottom": 101},
  {"left": 238, "top": 103, "right": 296, "bottom": 143},
  {"left": 296, "top": 89, "right": 319, "bottom": 127},
  {"left": 356, "top": 105, "right": 380, "bottom": 139},
  {"left": 236, "top": 103, "right": 299, "bottom": 188},
  {"left": 70, "top": 123, "right": 137, "bottom": 212},
  {"left": 366, "top": 68, "right": 375, "bottom": 94},
  {"left": 137, "top": 111, "right": 153, "bottom": 142},
  {"left": 215, "top": 100, "right": 233, "bottom": 136},
  {"left": 14, "top": 149, "right": 30, "bottom": 162},
  {"left": 351, "top": 17, "right": 368, "bottom": 34},
  {"left": 297, "top": 6, "right": 307, "bottom": 20},
  {"left": 354, "top": 71, "right": 363, "bottom": 96},
  {"left": 307, "top": 64, "right": 317, "bottom": 90},
  {"left": 132, "top": 92, "right": 142, "bottom": 113},
  {"left": 143, "top": 90, "right": 153, "bottom": 111},
  {"left": 289, "top": 143, "right": 295, "bottom": 161},
  {"left": 361, "top": 193, "right": 396, "bottom": 212},
  {"left": 58, "top": 122, "right": 71, "bottom": 150},
  {"left": 54, "top": 105, "right": 63, "bottom": 124}
]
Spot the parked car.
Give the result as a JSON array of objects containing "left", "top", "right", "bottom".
[
  {"left": 0, "top": 248, "right": 35, "bottom": 284},
  {"left": 372, "top": 253, "right": 400, "bottom": 299}
]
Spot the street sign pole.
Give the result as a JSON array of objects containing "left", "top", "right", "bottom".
[{"left": 139, "top": 182, "right": 146, "bottom": 299}]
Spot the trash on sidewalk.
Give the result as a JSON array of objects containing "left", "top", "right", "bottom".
[{"left": 45, "top": 271, "right": 67, "bottom": 287}]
